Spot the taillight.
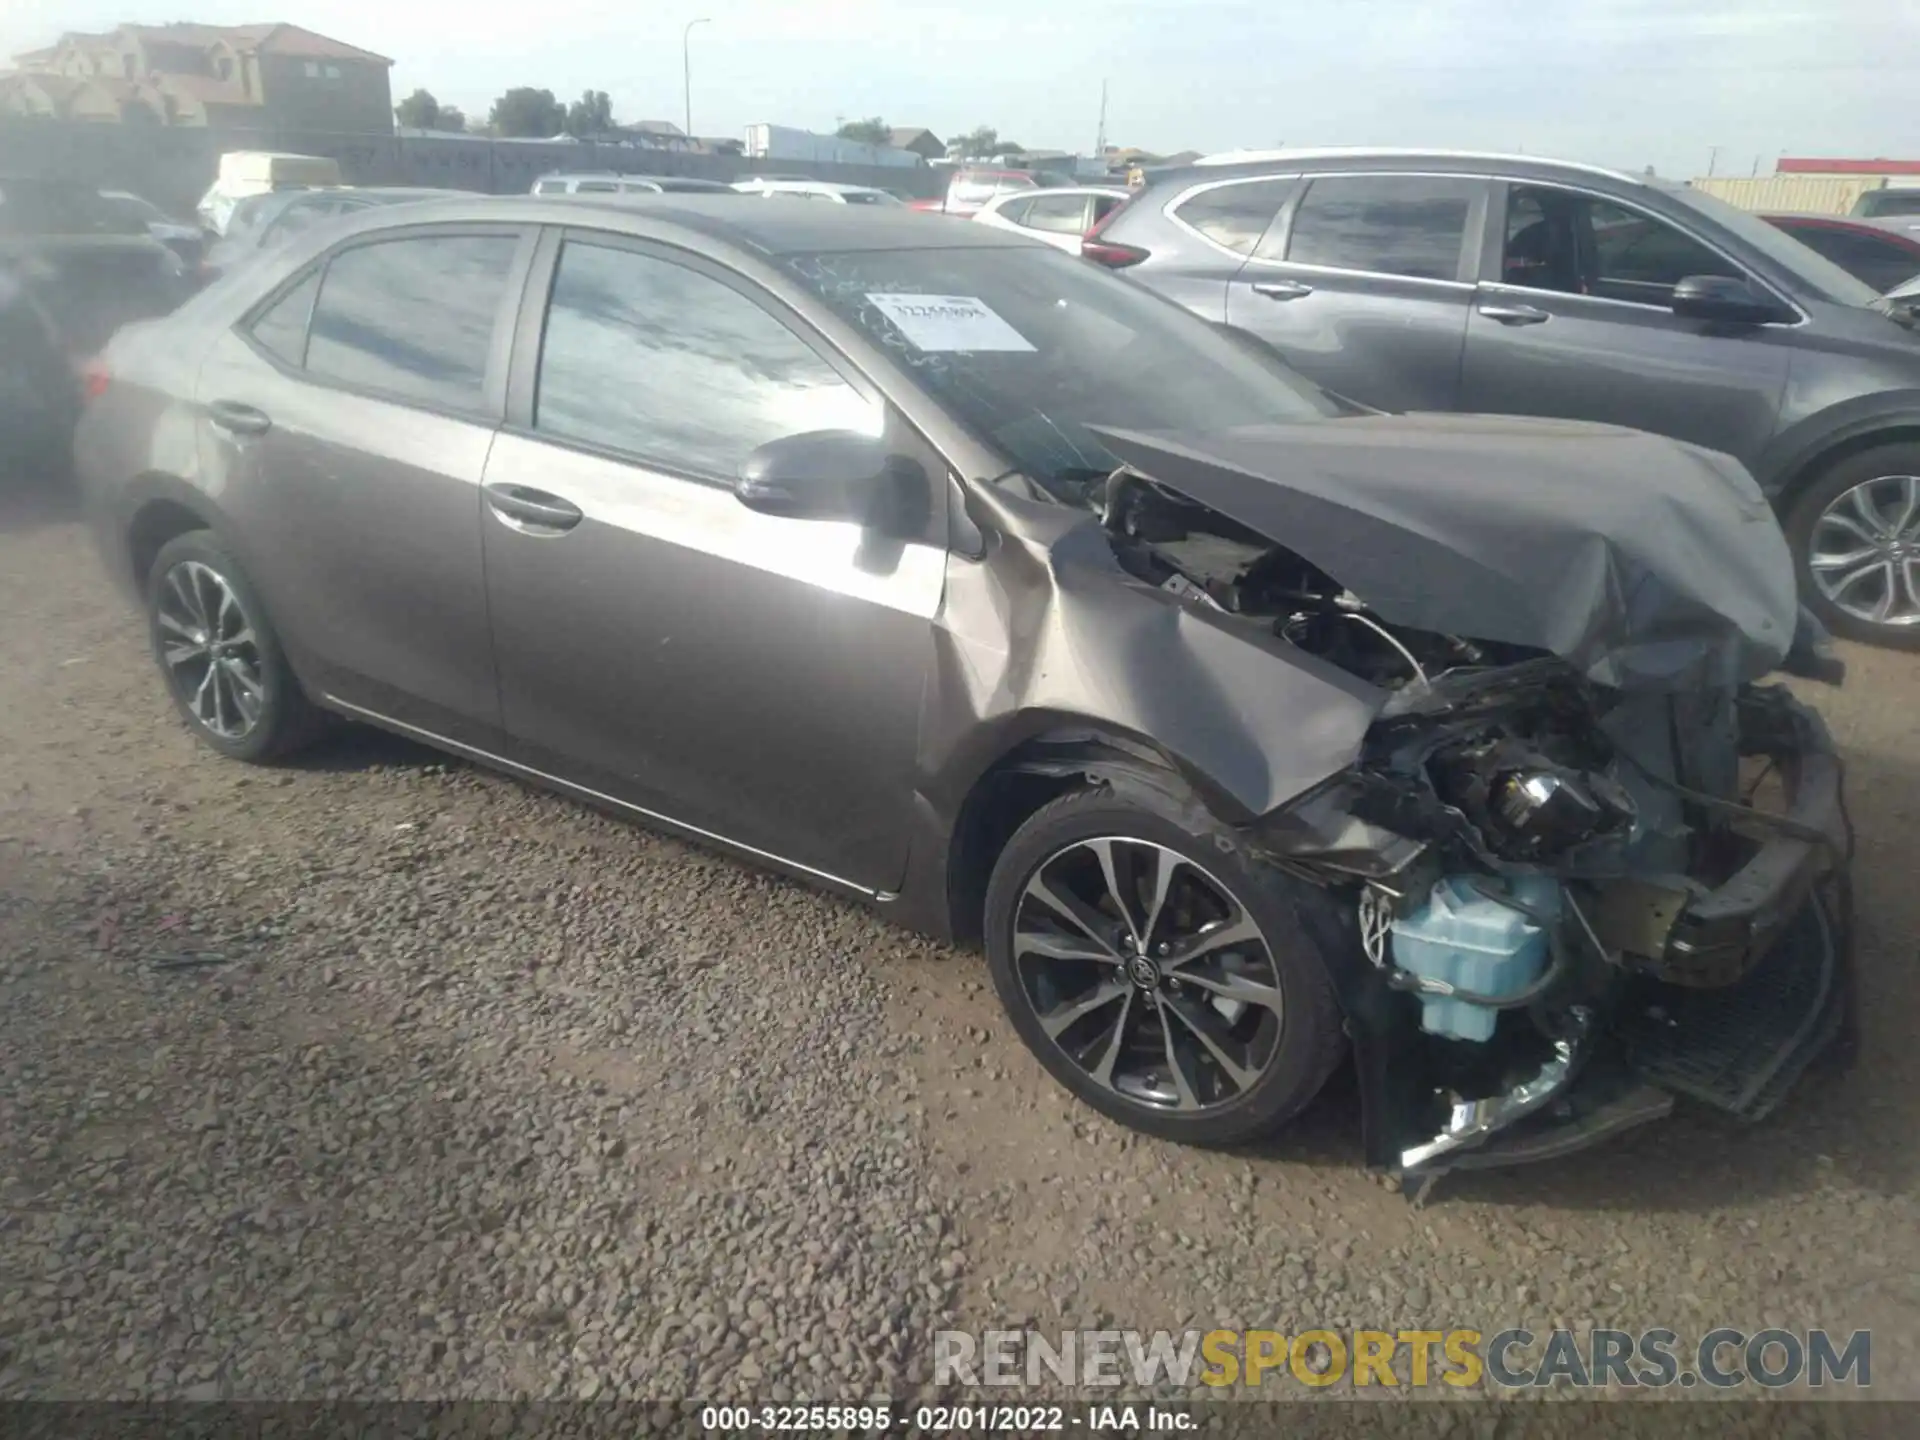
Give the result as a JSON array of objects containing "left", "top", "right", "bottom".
[
  {"left": 80, "top": 356, "right": 112, "bottom": 402},
  {"left": 1080, "top": 198, "right": 1148, "bottom": 268},
  {"left": 1081, "top": 237, "right": 1149, "bottom": 269}
]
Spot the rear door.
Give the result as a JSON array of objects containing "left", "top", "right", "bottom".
[
  {"left": 1459, "top": 181, "right": 1793, "bottom": 468},
  {"left": 194, "top": 223, "right": 536, "bottom": 742},
  {"left": 1223, "top": 172, "right": 1488, "bottom": 412},
  {"left": 1133, "top": 174, "right": 1298, "bottom": 322}
]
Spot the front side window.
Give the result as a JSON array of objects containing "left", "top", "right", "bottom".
[
  {"left": 305, "top": 233, "right": 519, "bottom": 409},
  {"left": 575, "top": 181, "right": 618, "bottom": 193},
  {"left": 1285, "top": 174, "right": 1479, "bottom": 280},
  {"left": 534, "top": 241, "right": 878, "bottom": 478},
  {"left": 1172, "top": 177, "right": 1292, "bottom": 256},
  {"left": 1586, "top": 198, "right": 1739, "bottom": 295}
]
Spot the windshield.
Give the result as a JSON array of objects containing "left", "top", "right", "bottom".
[
  {"left": 1673, "top": 186, "right": 1881, "bottom": 307},
  {"left": 949, "top": 172, "right": 1034, "bottom": 205},
  {"left": 96, "top": 192, "right": 167, "bottom": 226},
  {"left": 782, "top": 244, "right": 1339, "bottom": 501},
  {"left": 0, "top": 180, "right": 148, "bottom": 237}
]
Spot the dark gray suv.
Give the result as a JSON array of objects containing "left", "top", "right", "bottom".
[{"left": 1090, "top": 149, "right": 1920, "bottom": 647}]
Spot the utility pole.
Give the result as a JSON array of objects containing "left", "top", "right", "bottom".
[
  {"left": 1707, "top": 144, "right": 1722, "bottom": 177},
  {"left": 1093, "top": 79, "right": 1108, "bottom": 162},
  {"left": 683, "top": 17, "right": 711, "bottom": 140}
]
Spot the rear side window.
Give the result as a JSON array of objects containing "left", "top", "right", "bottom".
[
  {"left": 1172, "top": 178, "right": 1293, "bottom": 255},
  {"left": 534, "top": 241, "right": 877, "bottom": 478},
  {"left": 305, "top": 233, "right": 519, "bottom": 409},
  {"left": 1021, "top": 194, "right": 1092, "bottom": 234},
  {"left": 575, "top": 181, "right": 618, "bottom": 193},
  {"left": 248, "top": 271, "right": 320, "bottom": 366},
  {"left": 1285, "top": 175, "right": 1479, "bottom": 280}
]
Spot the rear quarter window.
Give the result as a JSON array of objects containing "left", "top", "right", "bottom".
[{"left": 1172, "top": 177, "right": 1295, "bottom": 255}]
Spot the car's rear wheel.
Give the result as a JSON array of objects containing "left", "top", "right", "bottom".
[
  {"left": 983, "top": 782, "right": 1346, "bottom": 1146},
  {"left": 145, "top": 530, "right": 323, "bottom": 762},
  {"left": 1787, "top": 443, "right": 1920, "bottom": 650}
]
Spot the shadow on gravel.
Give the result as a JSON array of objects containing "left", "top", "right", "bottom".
[
  {"left": 0, "top": 470, "right": 80, "bottom": 535},
  {"left": 283, "top": 721, "right": 446, "bottom": 774}
]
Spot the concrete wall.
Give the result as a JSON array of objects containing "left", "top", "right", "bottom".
[
  {"left": 1691, "top": 174, "right": 1883, "bottom": 215},
  {"left": 0, "top": 119, "right": 947, "bottom": 215}
]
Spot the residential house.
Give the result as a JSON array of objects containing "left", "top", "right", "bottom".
[
  {"left": 887, "top": 127, "right": 944, "bottom": 162},
  {"left": 0, "top": 22, "right": 393, "bottom": 132}
]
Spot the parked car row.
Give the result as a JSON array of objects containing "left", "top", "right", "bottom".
[
  {"left": 1082, "top": 148, "right": 1920, "bottom": 646},
  {"left": 69, "top": 191, "right": 1856, "bottom": 1180}
]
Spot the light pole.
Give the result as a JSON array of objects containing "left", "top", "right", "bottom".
[{"left": 683, "top": 17, "right": 711, "bottom": 141}]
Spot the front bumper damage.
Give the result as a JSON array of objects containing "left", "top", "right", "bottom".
[{"left": 1278, "top": 687, "right": 1856, "bottom": 1186}]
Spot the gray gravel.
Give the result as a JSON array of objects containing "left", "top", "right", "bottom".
[{"left": 2, "top": 484, "right": 1917, "bottom": 1405}]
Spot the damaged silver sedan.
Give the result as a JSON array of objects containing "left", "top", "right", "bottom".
[{"left": 76, "top": 198, "right": 1856, "bottom": 1180}]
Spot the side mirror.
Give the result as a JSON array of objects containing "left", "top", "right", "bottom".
[
  {"left": 735, "top": 429, "right": 896, "bottom": 522},
  {"left": 1670, "top": 274, "right": 1789, "bottom": 325}
]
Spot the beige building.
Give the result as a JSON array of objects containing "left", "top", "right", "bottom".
[{"left": 0, "top": 22, "right": 393, "bottom": 132}]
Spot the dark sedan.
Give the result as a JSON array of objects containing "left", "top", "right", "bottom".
[{"left": 74, "top": 196, "right": 1854, "bottom": 1181}]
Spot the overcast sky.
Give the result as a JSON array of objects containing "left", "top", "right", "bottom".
[{"left": 3, "top": 0, "right": 1912, "bottom": 177}]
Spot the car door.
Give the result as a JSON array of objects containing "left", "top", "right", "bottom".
[
  {"left": 477, "top": 230, "right": 947, "bottom": 893},
  {"left": 1223, "top": 172, "right": 1487, "bottom": 413},
  {"left": 193, "top": 223, "right": 535, "bottom": 742},
  {"left": 1459, "top": 181, "right": 1793, "bottom": 468}
]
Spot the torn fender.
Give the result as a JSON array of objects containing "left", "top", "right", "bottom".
[{"left": 1091, "top": 414, "right": 1802, "bottom": 692}]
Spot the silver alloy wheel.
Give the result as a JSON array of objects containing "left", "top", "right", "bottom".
[
  {"left": 1010, "top": 837, "right": 1285, "bottom": 1112},
  {"left": 156, "top": 560, "right": 266, "bottom": 740},
  {"left": 1809, "top": 474, "right": 1920, "bottom": 628}
]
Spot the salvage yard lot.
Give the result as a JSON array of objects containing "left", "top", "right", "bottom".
[{"left": 1, "top": 476, "right": 1917, "bottom": 1404}]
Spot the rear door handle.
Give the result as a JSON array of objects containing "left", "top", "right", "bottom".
[
  {"left": 207, "top": 399, "right": 272, "bottom": 436},
  {"left": 484, "top": 483, "right": 583, "bottom": 535},
  {"left": 1250, "top": 279, "right": 1314, "bottom": 301},
  {"left": 1477, "top": 303, "right": 1551, "bottom": 326}
]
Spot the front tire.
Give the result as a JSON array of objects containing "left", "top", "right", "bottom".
[
  {"left": 1786, "top": 443, "right": 1920, "bottom": 650},
  {"left": 145, "top": 530, "right": 323, "bottom": 762},
  {"left": 983, "top": 780, "right": 1346, "bottom": 1147}
]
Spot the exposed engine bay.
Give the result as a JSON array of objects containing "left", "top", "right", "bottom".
[{"left": 1093, "top": 462, "right": 1855, "bottom": 1186}]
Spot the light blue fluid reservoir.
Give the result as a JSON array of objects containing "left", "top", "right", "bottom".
[{"left": 1389, "top": 875, "right": 1563, "bottom": 1042}]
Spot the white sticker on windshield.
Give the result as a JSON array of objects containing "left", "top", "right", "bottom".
[{"left": 864, "top": 293, "right": 1036, "bottom": 352}]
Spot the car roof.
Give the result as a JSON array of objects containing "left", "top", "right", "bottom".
[
  {"left": 1147, "top": 147, "right": 1652, "bottom": 191},
  {"left": 329, "top": 192, "right": 1034, "bottom": 254}
]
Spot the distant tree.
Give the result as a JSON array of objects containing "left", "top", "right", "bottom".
[
  {"left": 489, "top": 87, "right": 566, "bottom": 138},
  {"left": 991, "top": 139, "right": 1025, "bottom": 157},
  {"left": 394, "top": 88, "right": 442, "bottom": 129},
  {"left": 437, "top": 104, "right": 467, "bottom": 133},
  {"left": 564, "top": 89, "right": 615, "bottom": 138},
  {"left": 836, "top": 116, "right": 890, "bottom": 146},
  {"left": 948, "top": 125, "right": 998, "bottom": 160}
]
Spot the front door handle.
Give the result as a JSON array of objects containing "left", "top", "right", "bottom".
[
  {"left": 484, "top": 483, "right": 583, "bottom": 535},
  {"left": 1477, "top": 303, "right": 1551, "bottom": 326},
  {"left": 207, "top": 399, "right": 272, "bottom": 436},
  {"left": 1250, "top": 279, "right": 1314, "bottom": 301}
]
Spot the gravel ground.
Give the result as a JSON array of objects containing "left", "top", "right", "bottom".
[{"left": 1, "top": 475, "right": 1917, "bottom": 1412}]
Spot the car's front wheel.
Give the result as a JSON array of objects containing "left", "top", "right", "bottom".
[
  {"left": 145, "top": 530, "right": 323, "bottom": 762},
  {"left": 1787, "top": 443, "right": 1920, "bottom": 650},
  {"left": 983, "top": 781, "right": 1346, "bottom": 1146}
]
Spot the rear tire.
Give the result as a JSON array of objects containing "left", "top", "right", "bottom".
[
  {"left": 1786, "top": 443, "right": 1920, "bottom": 650},
  {"left": 983, "top": 779, "right": 1346, "bottom": 1147},
  {"left": 145, "top": 530, "right": 324, "bottom": 762}
]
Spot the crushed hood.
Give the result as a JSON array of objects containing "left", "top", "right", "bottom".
[{"left": 1091, "top": 414, "right": 1800, "bottom": 691}]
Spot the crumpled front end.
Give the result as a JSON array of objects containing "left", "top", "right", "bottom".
[
  {"left": 1077, "top": 418, "right": 1858, "bottom": 1181},
  {"left": 1263, "top": 670, "right": 1854, "bottom": 1183}
]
